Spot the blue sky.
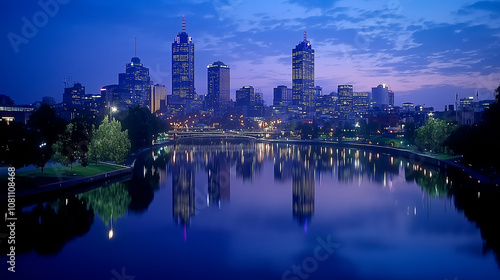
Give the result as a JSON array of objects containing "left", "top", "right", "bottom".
[{"left": 2, "top": 0, "right": 499, "bottom": 109}]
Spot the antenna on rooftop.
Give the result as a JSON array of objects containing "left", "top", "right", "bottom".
[
  {"left": 303, "top": 30, "right": 307, "bottom": 41},
  {"left": 135, "top": 36, "right": 137, "bottom": 57},
  {"left": 182, "top": 15, "right": 186, "bottom": 32}
]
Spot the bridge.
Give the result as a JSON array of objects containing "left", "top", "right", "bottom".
[{"left": 158, "top": 130, "right": 279, "bottom": 142}]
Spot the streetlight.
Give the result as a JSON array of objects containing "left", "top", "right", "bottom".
[{"left": 109, "top": 106, "right": 117, "bottom": 122}]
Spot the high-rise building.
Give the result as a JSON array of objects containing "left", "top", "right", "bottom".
[
  {"left": 371, "top": 84, "right": 389, "bottom": 109},
  {"left": 273, "top": 85, "right": 292, "bottom": 107},
  {"left": 63, "top": 82, "right": 85, "bottom": 109},
  {"left": 236, "top": 86, "right": 255, "bottom": 106},
  {"left": 118, "top": 55, "right": 151, "bottom": 108},
  {"left": 353, "top": 92, "right": 370, "bottom": 113},
  {"left": 207, "top": 60, "right": 230, "bottom": 113},
  {"left": 388, "top": 89, "right": 394, "bottom": 107},
  {"left": 172, "top": 15, "right": 195, "bottom": 103},
  {"left": 151, "top": 84, "right": 166, "bottom": 113},
  {"left": 292, "top": 31, "right": 315, "bottom": 116},
  {"left": 338, "top": 85, "right": 353, "bottom": 119}
]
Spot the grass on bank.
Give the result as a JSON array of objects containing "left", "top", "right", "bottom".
[{"left": 17, "top": 163, "right": 126, "bottom": 179}]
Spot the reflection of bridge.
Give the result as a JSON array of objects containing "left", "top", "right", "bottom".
[{"left": 166, "top": 130, "right": 277, "bottom": 141}]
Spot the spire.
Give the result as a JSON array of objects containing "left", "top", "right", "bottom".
[
  {"left": 476, "top": 86, "right": 479, "bottom": 102},
  {"left": 182, "top": 15, "right": 186, "bottom": 32},
  {"left": 134, "top": 36, "right": 137, "bottom": 57},
  {"left": 303, "top": 29, "right": 307, "bottom": 42}
]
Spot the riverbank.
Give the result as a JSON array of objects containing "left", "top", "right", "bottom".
[
  {"left": 257, "top": 138, "right": 500, "bottom": 190},
  {"left": 0, "top": 162, "right": 132, "bottom": 201}
]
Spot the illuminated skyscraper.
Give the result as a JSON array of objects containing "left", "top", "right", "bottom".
[
  {"left": 150, "top": 84, "right": 166, "bottom": 113},
  {"left": 273, "top": 85, "right": 292, "bottom": 107},
  {"left": 236, "top": 86, "right": 255, "bottom": 106},
  {"left": 353, "top": 92, "right": 370, "bottom": 113},
  {"left": 118, "top": 55, "right": 151, "bottom": 109},
  {"left": 172, "top": 16, "right": 195, "bottom": 103},
  {"left": 63, "top": 82, "right": 85, "bottom": 120},
  {"left": 338, "top": 85, "right": 353, "bottom": 119},
  {"left": 207, "top": 60, "right": 230, "bottom": 113},
  {"left": 371, "top": 84, "right": 389, "bottom": 109},
  {"left": 292, "top": 31, "right": 315, "bottom": 117}
]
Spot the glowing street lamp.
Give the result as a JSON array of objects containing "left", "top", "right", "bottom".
[{"left": 109, "top": 106, "right": 117, "bottom": 122}]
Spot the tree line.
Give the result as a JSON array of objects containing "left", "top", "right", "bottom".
[{"left": 0, "top": 105, "right": 165, "bottom": 172}]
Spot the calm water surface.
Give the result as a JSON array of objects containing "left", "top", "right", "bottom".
[{"left": 2, "top": 139, "right": 500, "bottom": 280}]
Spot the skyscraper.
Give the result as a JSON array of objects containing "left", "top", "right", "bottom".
[
  {"left": 236, "top": 86, "right": 255, "bottom": 106},
  {"left": 118, "top": 55, "right": 150, "bottom": 109},
  {"left": 371, "top": 84, "right": 389, "bottom": 109},
  {"left": 63, "top": 82, "right": 85, "bottom": 120},
  {"left": 338, "top": 85, "right": 353, "bottom": 119},
  {"left": 151, "top": 84, "right": 166, "bottom": 113},
  {"left": 273, "top": 85, "right": 292, "bottom": 107},
  {"left": 172, "top": 15, "right": 195, "bottom": 103},
  {"left": 292, "top": 31, "right": 315, "bottom": 117},
  {"left": 207, "top": 60, "right": 230, "bottom": 113},
  {"left": 353, "top": 92, "right": 370, "bottom": 113},
  {"left": 388, "top": 89, "right": 394, "bottom": 107}
]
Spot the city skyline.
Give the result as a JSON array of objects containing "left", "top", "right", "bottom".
[{"left": 2, "top": 0, "right": 499, "bottom": 109}]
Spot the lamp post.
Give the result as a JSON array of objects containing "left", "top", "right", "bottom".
[{"left": 109, "top": 106, "right": 117, "bottom": 122}]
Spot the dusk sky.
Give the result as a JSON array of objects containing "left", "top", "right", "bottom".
[{"left": 2, "top": 0, "right": 500, "bottom": 109}]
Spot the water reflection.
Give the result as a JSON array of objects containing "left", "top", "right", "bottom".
[
  {"left": 2, "top": 139, "right": 499, "bottom": 273},
  {"left": 0, "top": 196, "right": 94, "bottom": 255}
]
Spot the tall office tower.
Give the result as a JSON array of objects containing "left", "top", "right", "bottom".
[
  {"left": 292, "top": 31, "right": 315, "bottom": 116},
  {"left": 353, "top": 92, "right": 370, "bottom": 113},
  {"left": 388, "top": 89, "right": 394, "bottom": 107},
  {"left": 338, "top": 85, "right": 353, "bottom": 119},
  {"left": 62, "top": 82, "right": 85, "bottom": 120},
  {"left": 172, "top": 15, "right": 195, "bottom": 104},
  {"left": 118, "top": 55, "right": 151, "bottom": 109},
  {"left": 371, "top": 84, "right": 389, "bottom": 109},
  {"left": 63, "top": 82, "right": 85, "bottom": 109},
  {"left": 151, "top": 84, "right": 167, "bottom": 113},
  {"left": 236, "top": 86, "right": 255, "bottom": 106},
  {"left": 273, "top": 85, "right": 292, "bottom": 107},
  {"left": 207, "top": 60, "right": 230, "bottom": 113}
]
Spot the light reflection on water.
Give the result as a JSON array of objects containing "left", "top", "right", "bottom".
[{"left": 3, "top": 139, "right": 500, "bottom": 280}]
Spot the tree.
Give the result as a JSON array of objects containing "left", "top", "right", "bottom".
[
  {"left": 52, "top": 123, "right": 81, "bottom": 170},
  {"left": 446, "top": 83, "right": 500, "bottom": 169},
  {"left": 89, "top": 117, "right": 131, "bottom": 164},
  {"left": 27, "top": 104, "right": 67, "bottom": 171},
  {"left": 403, "top": 122, "right": 416, "bottom": 144},
  {"left": 120, "top": 106, "right": 158, "bottom": 152},
  {"left": 415, "top": 117, "right": 456, "bottom": 153},
  {"left": 0, "top": 121, "right": 33, "bottom": 168}
]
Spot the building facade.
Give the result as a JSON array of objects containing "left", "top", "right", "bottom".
[
  {"left": 371, "top": 84, "right": 390, "bottom": 109},
  {"left": 172, "top": 16, "right": 195, "bottom": 104},
  {"left": 151, "top": 84, "right": 167, "bottom": 114},
  {"left": 292, "top": 31, "right": 315, "bottom": 117},
  {"left": 118, "top": 56, "right": 151, "bottom": 108},
  {"left": 207, "top": 60, "right": 230, "bottom": 113},
  {"left": 338, "top": 85, "right": 353, "bottom": 119},
  {"left": 273, "top": 85, "right": 292, "bottom": 107}
]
